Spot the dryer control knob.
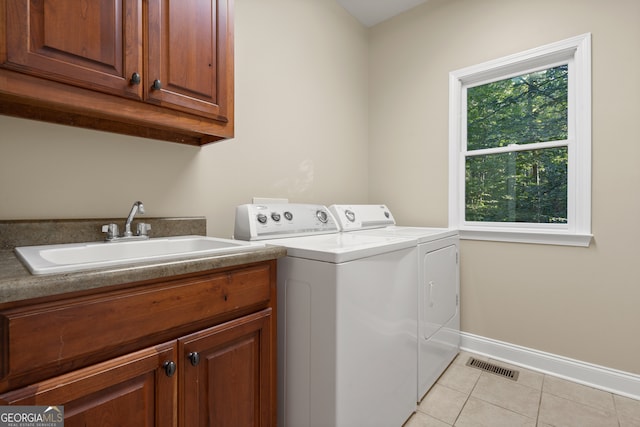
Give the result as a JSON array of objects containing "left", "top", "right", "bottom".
[
  {"left": 257, "top": 213, "right": 268, "bottom": 224},
  {"left": 345, "top": 209, "right": 356, "bottom": 222},
  {"left": 284, "top": 211, "right": 293, "bottom": 221},
  {"left": 271, "top": 212, "right": 281, "bottom": 221},
  {"left": 316, "top": 210, "right": 328, "bottom": 223}
]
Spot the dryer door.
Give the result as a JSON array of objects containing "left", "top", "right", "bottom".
[
  {"left": 419, "top": 242, "right": 460, "bottom": 399},
  {"left": 422, "top": 244, "right": 458, "bottom": 339}
]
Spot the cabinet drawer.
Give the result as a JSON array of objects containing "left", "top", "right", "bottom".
[{"left": 0, "top": 264, "right": 271, "bottom": 384}]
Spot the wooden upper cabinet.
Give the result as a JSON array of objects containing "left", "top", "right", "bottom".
[
  {"left": 147, "top": 0, "right": 230, "bottom": 122},
  {"left": 4, "top": 0, "right": 143, "bottom": 100},
  {"left": 0, "top": 0, "right": 234, "bottom": 146}
]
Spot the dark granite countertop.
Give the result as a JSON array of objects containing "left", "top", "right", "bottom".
[
  {"left": 0, "top": 245, "right": 286, "bottom": 304},
  {"left": 0, "top": 217, "right": 286, "bottom": 304}
]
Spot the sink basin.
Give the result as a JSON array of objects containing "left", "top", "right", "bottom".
[{"left": 15, "top": 235, "right": 265, "bottom": 275}]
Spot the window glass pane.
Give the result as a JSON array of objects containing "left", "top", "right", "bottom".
[
  {"left": 465, "top": 147, "right": 568, "bottom": 223},
  {"left": 467, "top": 65, "right": 568, "bottom": 151}
]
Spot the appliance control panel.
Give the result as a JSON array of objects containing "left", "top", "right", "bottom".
[
  {"left": 234, "top": 203, "right": 339, "bottom": 240},
  {"left": 329, "top": 204, "right": 396, "bottom": 231}
]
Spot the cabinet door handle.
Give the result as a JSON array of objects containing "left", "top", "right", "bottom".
[
  {"left": 163, "top": 361, "right": 177, "bottom": 377},
  {"left": 152, "top": 79, "right": 162, "bottom": 90},
  {"left": 188, "top": 352, "right": 200, "bottom": 366},
  {"left": 130, "top": 72, "right": 141, "bottom": 85}
]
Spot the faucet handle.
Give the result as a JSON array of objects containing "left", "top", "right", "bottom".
[
  {"left": 102, "top": 223, "right": 119, "bottom": 240},
  {"left": 137, "top": 222, "right": 151, "bottom": 237}
]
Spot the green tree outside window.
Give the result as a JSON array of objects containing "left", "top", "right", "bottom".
[{"left": 465, "top": 66, "right": 569, "bottom": 223}]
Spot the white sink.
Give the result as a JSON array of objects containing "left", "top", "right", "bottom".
[{"left": 15, "top": 235, "right": 265, "bottom": 275}]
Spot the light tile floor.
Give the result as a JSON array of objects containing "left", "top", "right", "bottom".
[{"left": 404, "top": 351, "right": 640, "bottom": 427}]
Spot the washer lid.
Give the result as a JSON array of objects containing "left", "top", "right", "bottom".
[
  {"left": 353, "top": 226, "right": 458, "bottom": 244},
  {"left": 264, "top": 232, "right": 417, "bottom": 263}
]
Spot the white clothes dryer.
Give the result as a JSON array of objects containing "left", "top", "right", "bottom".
[
  {"left": 329, "top": 204, "right": 460, "bottom": 401},
  {"left": 234, "top": 203, "right": 418, "bottom": 427}
]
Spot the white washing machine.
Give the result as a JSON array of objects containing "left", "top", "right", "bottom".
[
  {"left": 234, "top": 204, "right": 418, "bottom": 427},
  {"left": 329, "top": 204, "right": 460, "bottom": 401}
]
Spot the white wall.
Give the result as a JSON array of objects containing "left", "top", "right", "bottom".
[
  {"left": 369, "top": 0, "right": 640, "bottom": 373},
  {"left": 0, "top": 0, "right": 369, "bottom": 238},
  {"left": 2, "top": 0, "right": 639, "bottom": 376}
]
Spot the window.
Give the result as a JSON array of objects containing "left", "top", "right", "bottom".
[{"left": 448, "top": 34, "right": 592, "bottom": 246}]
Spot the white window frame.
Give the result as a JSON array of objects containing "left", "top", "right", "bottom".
[{"left": 448, "top": 33, "right": 592, "bottom": 247}]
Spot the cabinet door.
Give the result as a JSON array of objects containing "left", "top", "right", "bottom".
[
  {"left": 0, "top": 342, "right": 177, "bottom": 427},
  {"left": 180, "top": 309, "right": 273, "bottom": 427},
  {"left": 146, "top": 0, "right": 232, "bottom": 121},
  {"left": 3, "top": 0, "right": 143, "bottom": 99}
]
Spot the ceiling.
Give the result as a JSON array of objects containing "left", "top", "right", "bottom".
[{"left": 336, "top": 0, "right": 429, "bottom": 27}]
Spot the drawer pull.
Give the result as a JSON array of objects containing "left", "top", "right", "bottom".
[
  {"left": 130, "top": 72, "right": 141, "bottom": 85},
  {"left": 188, "top": 352, "right": 200, "bottom": 366},
  {"left": 163, "top": 361, "right": 177, "bottom": 377}
]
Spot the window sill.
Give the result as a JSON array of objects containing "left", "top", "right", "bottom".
[{"left": 459, "top": 229, "right": 592, "bottom": 247}]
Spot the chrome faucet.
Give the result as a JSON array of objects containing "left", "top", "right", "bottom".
[
  {"left": 102, "top": 201, "right": 151, "bottom": 241},
  {"left": 124, "top": 201, "right": 145, "bottom": 237}
]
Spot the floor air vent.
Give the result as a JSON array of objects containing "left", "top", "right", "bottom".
[{"left": 466, "top": 357, "right": 519, "bottom": 381}]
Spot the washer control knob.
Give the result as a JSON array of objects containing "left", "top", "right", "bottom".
[
  {"left": 284, "top": 211, "right": 293, "bottom": 221},
  {"left": 257, "top": 213, "right": 268, "bottom": 224},
  {"left": 345, "top": 209, "right": 356, "bottom": 222},
  {"left": 316, "top": 210, "right": 328, "bottom": 223},
  {"left": 271, "top": 212, "right": 281, "bottom": 222}
]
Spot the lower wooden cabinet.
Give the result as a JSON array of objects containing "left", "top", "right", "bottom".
[
  {"left": 0, "top": 261, "right": 277, "bottom": 427},
  {"left": 0, "top": 309, "right": 272, "bottom": 427}
]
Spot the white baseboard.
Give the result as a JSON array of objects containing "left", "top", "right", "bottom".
[{"left": 460, "top": 332, "right": 640, "bottom": 400}]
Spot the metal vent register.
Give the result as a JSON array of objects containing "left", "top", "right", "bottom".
[{"left": 466, "top": 357, "right": 519, "bottom": 381}]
